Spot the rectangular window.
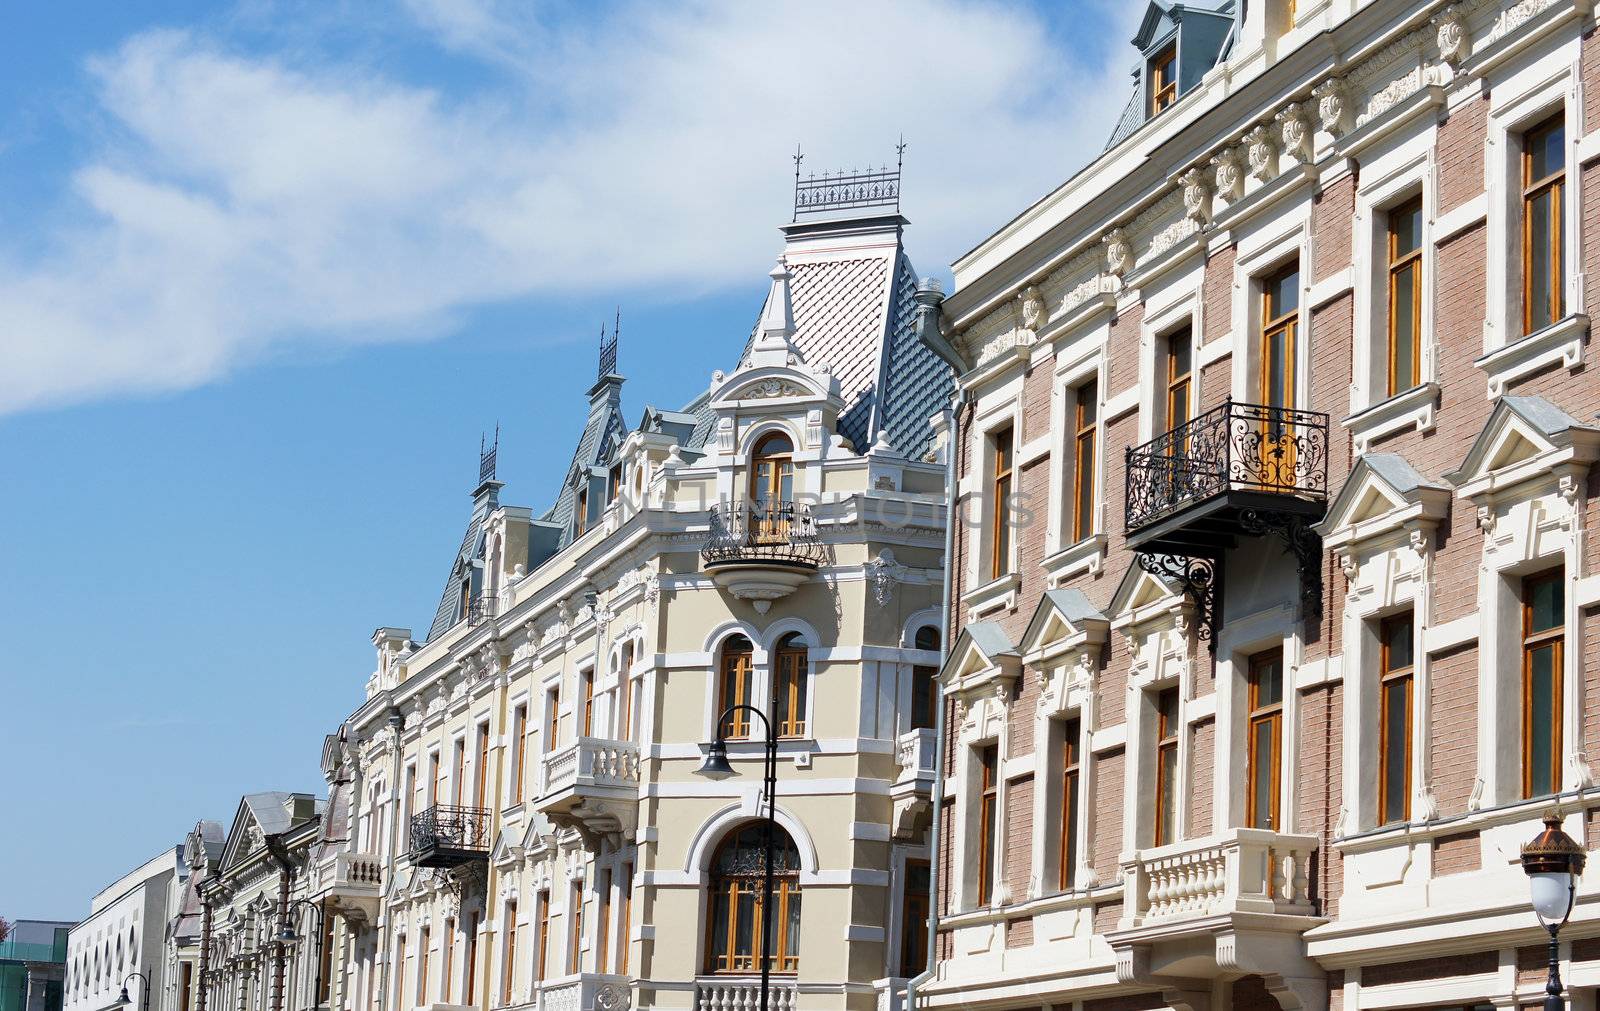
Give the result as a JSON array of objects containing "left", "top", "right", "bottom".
[
  {"left": 545, "top": 686, "right": 560, "bottom": 753},
  {"left": 595, "top": 870, "right": 612, "bottom": 975},
  {"left": 567, "top": 884, "right": 585, "bottom": 976},
  {"left": 1261, "top": 262, "right": 1300, "bottom": 413},
  {"left": 1247, "top": 649, "right": 1285, "bottom": 830},
  {"left": 474, "top": 724, "right": 490, "bottom": 809},
  {"left": 1153, "top": 689, "right": 1179, "bottom": 846},
  {"left": 1523, "top": 114, "right": 1566, "bottom": 335},
  {"left": 1150, "top": 42, "right": 1178, "bottom": 115},
  {"left": 402, "top": 764, "right": 417, "bottom": 835},
  {"left": 989, "top": 427, "right": 1014, "bottom": 580},
  {"left": 1378, "top": 613, "right": 1414, "bottom": 825},
  {"left": 502, "top": 900, "right": 518, "bottom": 1006},
  {"left": 1165, "top": 327, "right": 1193, "bottom": 430},
  {"left": 773, "top": 640, "right": 808, "bottom": 738},
  {"left": 451, "top": 739, "right": 465, "bottom": 805},
  {"left": 463, "top": 911, "right": 478, "bottom": 1005},
  {"left": 511, "top": 705, "right": 527, "bottom": 802},
  {"left": 1387, "top": 198, "right": 1423, "bottom": 396},
  {"left": 976, "top": 745, "right": 999, "bottom": 906},
  {"left": 575, "top": 487, "right": 589, "bottom": 537},
  {"left": 719, "top": 644, "right": 755, "bottom": 739},
  {"left": 1072, "top": 380, "right": 1099, "bottom": 543},
  {"left": 535, "top": 891, "right": 550, "bottom": 983},
  {"left": 179, "top": 964, "right": 193, "bottom": 1011},
  {"left": 899, "top": 859, "right": 931, "bottom": 977},
  {"left": 428, "top": 752, "right": 443, "bottom": 807},
  {"left": 911, "top": 663, "right": 938, "bottom": 731},
  {"left": 581, "top": 667, "right": 596, "bottom": 738},
  {"left": 607, "top": 462, "right": 623, "bottom": 504},
  {"left": 441, "top": 918, "right": 455, "bottom": 1003},
  {"left": 1059, "top": 717, "right": 1081, "bottom": 889},
  {"left": 318, "top": 912, "right": 334, "bottom": 1005},
  {"left": 1523, "top": 569, "right": 1565, "bottom": 798},
  {"left": 618, "top": 643, "right": 635, "bottom": 741},
  {"left": 418, "top": 926, "right": 431, "bottom": 1005},
  {"left": 617, "top": 864, "right": 633, "bottom": 974},
  {"left": 394, "top": 937, "right": 408, "bottom": 1011}
]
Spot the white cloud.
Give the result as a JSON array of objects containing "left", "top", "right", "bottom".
[{"left": 0, "top": 0, "right": 1141, "bottom": 415}]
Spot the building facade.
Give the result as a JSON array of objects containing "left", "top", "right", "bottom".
[
  {"left": 65, "top": 847, "right": 183, "bottom": 1011},
  {"left": 1, "top": 922, "right": 71, "bottom": 1011},
  {"left": 316, "top": 186, "right": 953, "bottom": 1011},
  {"left": 922, "top": 0, "right": 1600, "bottom": 1008}
]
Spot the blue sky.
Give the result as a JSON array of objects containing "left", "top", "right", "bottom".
[{"left": 0, "top": 0, "right": 1139, "bottom": 917}]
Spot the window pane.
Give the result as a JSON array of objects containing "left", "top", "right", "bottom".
[
  {"left": 1157, "top": 746, "right": 1177, "bottom": 843},
  {"left": 735, "top": 886, "right": 756, "bottom": 961},
  {"left": 1391, "top": 202, "right": 1422, "bottom": 258},
  {"left": 1253, "top": 657, "right": 1283, "bottom": 707},
  {"left": 1391, "top": 264, "right": 1416, "bottom": 393},
  {"left": 1531, "top": 121, "right": 1566, "bottom": 180},
  {"left": 1079, "top": 382, "right": 1098, "bottom": 425},
  {"left": 1530, "top": 575, "right": 1564, "bottom": 633},
  {"left": 1250, "top": 720, "right": 1276, "bottom": 829},
  {"left": 1381, "top": 676, "right": 1410, "bottom": 824},
  {"left": 1528, "top": 645, "right": 1558, "bottom": 797},
  {"left": 1062, "top": 771, "right": 1079, "bottom": 887},
  {"left": 784, "top": 889, "right": 802, "bottom": 968},
  {"left": 1384, "top": 615, "right": 1414, "bottom": 670},
  {"left": 1529, "top": 189, "right": 1555, "bottom": 332},
  {"left": 1268, "top": 268, "right": 1300, "bottom": 317},
  {"left": 1169, "top": 384, "right": 1189, "bottom": 427},
  {"left": 1170, "top": 330, "right": 1192, "bottom": 375},
  {"left": 1075, "top": 435, "right": 1095, "bottom": 537}
]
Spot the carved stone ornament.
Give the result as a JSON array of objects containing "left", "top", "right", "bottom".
[
  {"left": 1103, "top": 227, "right": 1133, "bottom": 278},
  {"left": 1276, "top": 102, "right": 1313, "bottom": 164},
  {"left": 867, "top": 549, "right": 907, "bottom": 606},
  {"left": 1245, "top": 123, "right": 1280, "bottom": 182},
  {"left": 1018, "top": 284, "right": 1048, "bottom": 335},
  {"left": 1434, "top": 4, "right": 1469, "bottom": 65},
  {"left": 1339, "top": 553, "right": 1357, "bottom": 581},
  {"left": 1179, "top": 167, "right": 1213, "bottom": 223},
  {"left": 1313, "top": 77, "right": 1351, "bottom": 136},
  {"left": 1210, "top": 147, "right": 1244, "bottom": 201},
  {"left": 1476, "top": 505, "right": 1496, "bottom": 534},
  {"left": 1414, "top": 784, "right": 1441, "bottom": 822},
  {"left": 738, "top": 378, "right": 807, "bottom": 400}
]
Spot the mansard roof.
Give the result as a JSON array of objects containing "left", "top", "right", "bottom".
[{"left": 1107, "top": 0, "right": 1238, "bottom": 149}]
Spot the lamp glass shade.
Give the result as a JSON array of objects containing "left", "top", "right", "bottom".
[
  {"left": 695, "top": 740, "right": 736, "bottom": 781},
  {"left": 1530, "top": 870, "right": 1574, "bottom": 924},
  {"left": 116, "top": 988, "right": 131, "bottom": 1007},
  {"left": 277, "top": 927, "right": 300, "bottom": 944}
]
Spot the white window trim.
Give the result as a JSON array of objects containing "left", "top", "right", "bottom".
[
  {"left": 1031, "top": 678, "right": 1098, "bottom": 899},
  {"left": 1137, "top": 278, "right": 1204, "bottom": 443},
  {"left": 1230, "top": 215, "right": 1312, "bottom": 408},
  {"left": 1043, "top": 348, "right": 1107, "bottom": 579},
  {"left": 963, "top": 394, "right": 1025, "bottom": 605},
  {"left": 1214, "top": 610, "right": 1302, "bottom": 833}
]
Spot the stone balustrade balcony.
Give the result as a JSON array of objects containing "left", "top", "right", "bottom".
[
  {"left": 310, "top": 850, "right": 383, "bottom": 924},
  {"left": 693, "top": 978, "right": 798, "bottom": 1011},
  {"left": 535, "top": 737, "right": 642, "bottom": 843},
  {"left": 889, "top": 728, "right": 936, "bottom": 839},
  {"left": 535, "top": 973, "right": 631, "bottom": 1011}
]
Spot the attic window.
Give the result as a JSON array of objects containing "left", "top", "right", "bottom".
[
  {"left": 1150, "top": 43, "right": 1178, "bottom": 116},
  {"left": 575, "top": 487, "right": 589, "bottom": 536},
  {"left": 608, "top": 462, "right": 624, "bottom": 504}
]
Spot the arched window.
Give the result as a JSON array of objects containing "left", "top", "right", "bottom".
[
  {"left": 705, "top": 824, "right": 801, "bottom": 975},
  {"left": 911, "top": 626, "right": 941, "bottom": 731},
  {"left": 718, "top": 636, "right": 754, "bottom": 739},
  {"left": 772, "top": 634, "right": 808, "bottom": 738},
  {"left": 749, "top": 432, "right": 795, "bottom": 508}
]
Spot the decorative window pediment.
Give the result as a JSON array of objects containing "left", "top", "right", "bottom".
[
  {"left": 940, "top": 621, "right": 1021, "bottom": 697},
  {"left": 1019, "top": 588, "right": 1109, "bottom": 663},
  {"left": 1317, "top": 453, "right": 1451, "bottom": 556},
  {"left": 1108, "top": 563, "right": 1195, "bottom": 686},
  {"left": 1448, "top": 396, "right": 1600, "bottom": 503}
]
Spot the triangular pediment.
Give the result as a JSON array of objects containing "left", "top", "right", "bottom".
[
  {"left": 1109, "top": 562, "right": 1183, "bottom": 620},
  {"left": 939, "top": 621, "right": 1020, "bottom": 687},
  {"left": 219, "top": 799, "right": 265, "bottom": 872},
  {"left": 1318, "top": 453, "right": 1451, "bottom": 549},
  {"left": 1019, "top": 588, "right": 1109, "bottom": 660},
  {"left": 1448, "top": 396, "right": 1600, "bottom": 499}
]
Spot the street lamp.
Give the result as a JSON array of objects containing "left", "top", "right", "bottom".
[
  {"left": 1521, "top": 812, "right": 1587, "bottom": 1011},
  {"left": 275, "top": 899, "right": 327, "bottom": 1009},
  {"left": 110, "top": 973, "right": 150, "bottom": 1011},
  {"left": 695, "top": 704, "right": 778, "bottom": 1011}
]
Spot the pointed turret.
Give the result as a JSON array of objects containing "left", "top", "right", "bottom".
[{"left": 749, "top": 260, "right": 802, "bottom": 368}]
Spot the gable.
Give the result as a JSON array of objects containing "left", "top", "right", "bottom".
[
  {"left": 1019, "top": 588, "right": 1109, "bottom": 659},
  {"left": 1449, "top": 395, "right": 1600, "bottom": 501},
  {"left": 1318, "top": 453, "right": 1450, "bottom": 551}
]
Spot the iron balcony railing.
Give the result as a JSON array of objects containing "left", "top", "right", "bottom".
[
  {"left": 408, "top": 804, "right": 490, "bottom": 858},
  {"left": 701, "top": 503, "right": 827, "bottom": 569},
  {"left": 466, "top": 596, "right": 494, "bottom": 627},
  {"left": 1124, "top": 401, "right": 1330, "bottom": 531}
]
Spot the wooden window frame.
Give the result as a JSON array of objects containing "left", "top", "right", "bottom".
[
  {"left": 898, "top": 859, "right": 931, "bottom": 978},
  {"left": 544, "top": 686, "right": 560, "bottom": 754},
  {"left": 1165, "top": 327, "right": 1193, "bottom": 431},
  {"left": 451, "top": 739, "right": 465, "bottom": 806},
  {"left": 976, "top": 745, "right": 999, "bottom": 906},
  {"left": 417, "top": 926, "right": 431, "bottom": 1006},
  {"left": 502, "top": 900, "right": 518, "bottom": 1007},
  {"left": 1072, "top": 380, "right": 1099, "bottom": 543},
  {"left": 441, "top": 918, "right": 454, "bottom": 1004},
  {"left": 618, "top": 642, "right": 636, "bottom": 742},
  {"left": 1059, "top": 717, "right": 1081, "bottom": 889},
  {"left": 511, "top": 705, "right": 527, "bottom": 803},
  {"left": 1246, "top": 650, "right": 1285, "bottom": 831},
  {"left": 718, "top": 637, "right": 755, "bottom": 739},
  {"left": 1153, "top": 689, "right": 1180, "bottom": 846},
  {"left": 1378, "top": 613, "right": 1414, "bottom": 825},
  {"left": 1261, "top": 262, "right": 1300, "bottom": 412},
  {"left": 567, "top": 883, "right": 585, "bottom": 976},
  {"left": 428, "top": 752, "right": 442, "bottom": 807},
  {"left": 989, "top": 427, "right": 1014, "bottom": 581},
  {"left": 393, "top": 936, "right": 407, "bottom": 1011},
  {"left": 463, "top": 911, "right": 478, "bottom": 1006},
  {"left": 704, "top": 828, "right": 802, "bottom": 975},
  {"left": 1521, "top": 114, "right": 1566, "bottom": 336},
  {"left": 535, "top": 891, "right": 550, "bottom": 983},
  {"left": 581, "top": 666, "right": 596, "bottom": 738},
  {"left": 617, "top": 864, "right": 633, "bottom": 975},
  {"left": 1386, "top": 198, "right": 1424, "bottom": 396},
  {"left": 773, "top": 635, "right": 808, "bottom": 738},
  {"left": 1149, "top": 42, "right": 1178, "bottom": 115},
  {"left": 750, "top": 432, "right": 796, "bottom": 507},
  {"left": 595, "top": 869, "right": 612, "bottom": 975},
  {"left": 574, "top": 487, "right": 589, "bottom": 537},
  {"left": 1521, "top": 568, "right": 1565, "bottom": 799},
  {"left": 473, "top": 723, "right": 490, "bottom": 810}
]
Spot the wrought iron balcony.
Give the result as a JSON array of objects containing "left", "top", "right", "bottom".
[
  {"left": 535, "top": 737, "right": 641, "bottom": 843},
  {"left": 1125, "top": 400, "right": 1329, "bottom": 548},
  {"left": 1123, "top": 401, "right": 1330, "bottom": 643},
  {"left": 701, "top": 504, "right": 826, "bottom": 611},
  {"left": 466, "top": 597, "right": 494, "bottom": 628},
  {"left": 408, "top": 805, "right": 490, "bottom": 868}
]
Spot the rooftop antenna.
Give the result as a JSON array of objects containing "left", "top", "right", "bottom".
[
  {"left": 598, "top": 311, "right": 619, "bottom": 379},
  {"left": 479, "top": 423, "right": 499, "bottom": 484}
]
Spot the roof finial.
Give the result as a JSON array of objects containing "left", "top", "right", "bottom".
[
  {"left": 750, "top": 259, "right": 800, "bottom": 366},
  {"left": 598, "top": 311, "right": 619, "bottom": 379},
  {"left": 479, "top": 423, "right": 499, "bottom": 484}
]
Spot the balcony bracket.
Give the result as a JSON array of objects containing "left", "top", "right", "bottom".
[
  {"left": 1237, "top": 510, "right": 1324, "bottom": 632},
  {"left": 1135, "top": 552, "right": 1220, "bottom": 650}
]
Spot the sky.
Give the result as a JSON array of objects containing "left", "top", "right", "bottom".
[{"left": 0, "top": 0, "right": 1142, "bottom": 918}]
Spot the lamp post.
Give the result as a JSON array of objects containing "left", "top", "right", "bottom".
[
  {"left": 695, "top": 704, "right": 779, "bottom": 1011},
  {"left": 110, "top": 972, "right": 151, "bottom": 1011},
  {"left": 1521, "top": 812, "right": 1587, "bottom": 1011},
  {"left": 274, "top": 900, "right": 327, "bottom": 1009}
]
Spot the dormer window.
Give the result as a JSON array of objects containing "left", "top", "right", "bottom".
[
  {"left": 575, "top": 486, "right": 589, "bottom": 537},
  {"left": 607, "top": 462, "right": 624, "bottom": 504},
  {"left": 1150, "top": 43, "right": 1178, "bottom": 116}
]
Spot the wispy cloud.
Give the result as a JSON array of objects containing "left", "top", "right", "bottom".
[{"left": 0, "top": 0, "right": 1139, "bottom": 415}]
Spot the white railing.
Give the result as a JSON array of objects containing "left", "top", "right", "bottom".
[
  {"left": 1120, "top": 827, "right": 1318, "bottom": 928},
  {"left": 694, "top": 980, "right": 798, "bottom": 1011},
  {"left": 894, "top": 729, "right": 936, "bottom": 785},
  {"left": 536, "top": 975, "right": 630, "bottom": 1011},
  {"left": 540, "top": 738, "right": 642, "bottom": 798},
  {"left": 311, "top": 850, "right": 382, "bottom": 895}
]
